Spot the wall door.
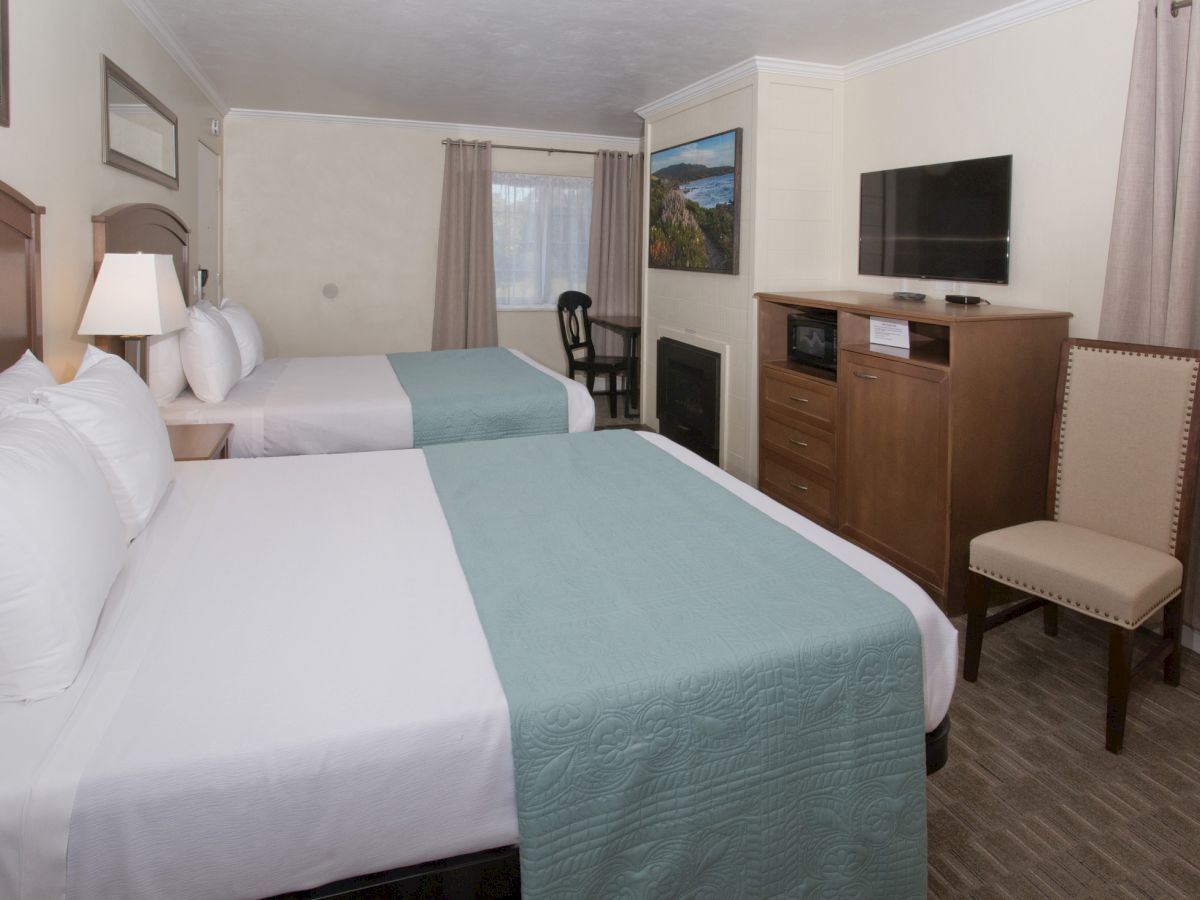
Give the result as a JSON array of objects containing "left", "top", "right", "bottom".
[{"left": 194, "top": 141, "right": 221, "bottom": 303}]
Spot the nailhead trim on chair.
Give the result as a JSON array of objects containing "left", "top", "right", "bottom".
[
  {"left": 1054, "top": 346, "right": 1199, "bottom": 556},
  {"left": 969, "top": 563, "right": 1181, "bottom": 630}
]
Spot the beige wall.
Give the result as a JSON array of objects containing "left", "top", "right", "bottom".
[
  {"left": 221, "top": 115, "right": 635, "bottom": 374},
  {"left": 0, "top": 0, "right": 222, "bottom": 380},
  {"left": 838, "top": 0, "right": 1137, "bottom": 338}
]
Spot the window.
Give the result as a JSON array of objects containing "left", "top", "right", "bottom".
[{"left": 492, "top": 172, "right": 592, "bottom": 309}]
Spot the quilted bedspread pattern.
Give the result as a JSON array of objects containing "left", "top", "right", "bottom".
[
  {"left": 387, "top": 348, "right": 567, "bottom": 447},
  {"left": 423, "top": 430, "right": 927, "bottom": 898}
]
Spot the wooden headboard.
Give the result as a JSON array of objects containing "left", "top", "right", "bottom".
[
  {"left": 0, "top": 180, "right": 45, "bottom": 368},
  {"left": 92, "top": 203, "right": 191, "bottom": 303}
]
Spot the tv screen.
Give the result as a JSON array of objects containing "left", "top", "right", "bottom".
[{"left": 858, "top": 155, "right": 1012, "bottom": 284}]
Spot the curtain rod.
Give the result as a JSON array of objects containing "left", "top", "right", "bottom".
[{"left": 441, "top": 138, "right": 601, "bottom": 156}]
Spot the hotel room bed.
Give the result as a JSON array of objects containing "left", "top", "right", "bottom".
[
  {"left": 158, "top": 349, "right": 596, "bottom": 457},
  {"left": 92, "top": 202, "right": 594, "bottom": 457},
  {"left": 0, "top": 430, "right": 956, "bottom": 900}
]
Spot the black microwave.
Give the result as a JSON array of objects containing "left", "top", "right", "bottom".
[{"left": 787, "top": 310, "right": 838, "bottom": 372}]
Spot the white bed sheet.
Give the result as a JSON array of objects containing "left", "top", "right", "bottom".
[
  {"left": 0, "top": 433, "right": 956, "bottom": 900},
  {"left": 160, "top": 349, "right": 595, "bottom": 457}
]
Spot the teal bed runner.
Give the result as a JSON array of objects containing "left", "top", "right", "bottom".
[
  {"left": 422, "top": 430, "right": 927, "bottom": 898},
  {"left": 387, "top": 348, "right": 568, "bottom": 447}
]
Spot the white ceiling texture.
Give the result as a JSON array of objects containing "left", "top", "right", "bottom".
[{"left": 136, "top": 0, "right": 1044, "bottom": 136}]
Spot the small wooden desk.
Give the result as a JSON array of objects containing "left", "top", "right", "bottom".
[
  {"left": 589, "top": 315, "right": 641, "bottom": 417},
  {"left": 167, "top": 423, "right": 233, "bottom": 461}
]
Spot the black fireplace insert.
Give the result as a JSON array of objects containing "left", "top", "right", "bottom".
[{"left": 656, "top": 337, "right": 721, "bottom": 465}]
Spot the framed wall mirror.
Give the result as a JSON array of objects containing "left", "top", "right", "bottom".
[
  {"left": 1, "top": 0, "right": 10, "bottom": 127},
  {"left": 102, "top": 56, "right": 178, "bottom": 190}
]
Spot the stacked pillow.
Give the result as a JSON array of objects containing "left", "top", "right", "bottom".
[
  {"left": 1, "top": 346, "right": 176, "bottom": 701},
  {"left": 147, "top": 333, "right": 188, "bottom": 405},
  {"left": 174, "top": 298, "right": 265, "bottom": 403},
  {"left": 218, "top": 298, "right": 265, "bottom": 378},
  {"left": 33, "top": 346, "right": 176, "bottom": 541},
  {"left": 0, "top": 404, "right": 128, "bottom": 701},
  {"left": 0, "top": 349, "right": 55, "bottom": 408}
]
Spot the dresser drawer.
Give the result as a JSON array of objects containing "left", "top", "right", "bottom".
[
  {"left": 759, "top": 450, "right": 835, "bottom": 523},
  {"left": 762, "top": 368, "right": 836, "bottom": 429},
  {"left": 761, "top": 415, "right": 834, "bottom": 475}
]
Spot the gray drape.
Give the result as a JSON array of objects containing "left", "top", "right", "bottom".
[
  {"left": 1099, "top": 0, "right": 1199, "bottom": 344},
  {"left": 432, "top": 141, "right": 498, "bottom": 350},
  {"left": 1099, "top": 0, "right": 1200, "bottom": 630},
  {"left": 586, "top": 150, "right": 644, "bottom": 356}
]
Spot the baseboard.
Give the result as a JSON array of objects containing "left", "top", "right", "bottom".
[{"left": 1186, "top": 624, "right": 1198, "bottom": 654}]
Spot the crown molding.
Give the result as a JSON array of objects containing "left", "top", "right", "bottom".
[
  {"left": 123, "top": 0, "right": 228, "bottom": 114},
  {"left": 225, "top": 108, "right": 642, "bottom": 148},
  {"left": 637, "top": 0, "right": 1093, "bottom": 120},
  {"left": 635, "top": 56, "right": 841, "bottom": 121},
  {"left": 842, "top": 0, "right": 1096, "bottom": 78}
]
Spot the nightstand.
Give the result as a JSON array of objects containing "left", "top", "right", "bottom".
[{"left": 167, "top": 423, "right": 233, "bottom": 461}]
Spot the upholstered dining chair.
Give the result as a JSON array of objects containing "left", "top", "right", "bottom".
[
  {"left": 556, "top": 290, "right": 630, "bottom": 419},
  {"left": 963, "top": 338, "right": 1200, "bottom": 753}
]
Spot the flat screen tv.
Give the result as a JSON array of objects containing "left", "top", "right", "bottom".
[{"left": 858, "top": 154, "right": 1012, "bottom": 284}]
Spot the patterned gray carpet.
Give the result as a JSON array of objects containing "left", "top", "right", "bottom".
[{"left": 930, "top": 611, "right": 1200, "bottom": 899}]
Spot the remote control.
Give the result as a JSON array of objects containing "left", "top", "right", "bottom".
[{"left": 945, "top": 294, "right": 983, "bottom": 305}]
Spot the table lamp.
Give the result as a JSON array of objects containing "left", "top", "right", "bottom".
[{"left": 78, "top": 253, "right": 189, "bottom": 382}]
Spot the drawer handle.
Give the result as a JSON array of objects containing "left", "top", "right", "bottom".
[
  {"left": 789, "top": 482, "right": 809, "bottom": 492},
  {"left": 788, "top": 395, "right": 810, "bottom": 403},
  {"left": 853, "top": 372, "right": 879, "bottom": 380},
  {"left": 789, "top": 439, "right": 809, "bottom": 448}
]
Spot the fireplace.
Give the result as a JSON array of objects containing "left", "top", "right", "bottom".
[{"left": 656, "top": 337, "right": 721, "bottom": 465}]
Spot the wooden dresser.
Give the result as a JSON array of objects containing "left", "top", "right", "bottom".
[{"left": 757, "top": 291, "right": 1071, "bottom": 615}]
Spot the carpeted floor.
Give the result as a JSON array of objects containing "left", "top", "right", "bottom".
[{"left": 929, "top": 610, "right": 1200, "bottom": 899}]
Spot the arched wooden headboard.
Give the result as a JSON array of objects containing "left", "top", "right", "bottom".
[
  {"left": 0, "top": 180, "right": 45, "bottom": 368},
  {"left": 92, "top": 203, "right": 191, "bottom": 303}
]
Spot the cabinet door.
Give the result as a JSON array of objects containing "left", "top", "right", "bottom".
[{"left": 839, "top": 353, "right": 949, "bottom": 591}]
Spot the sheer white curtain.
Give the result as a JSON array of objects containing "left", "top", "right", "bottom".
[{"left": 492, "top": 173, "right": 592, "bottom": 308}]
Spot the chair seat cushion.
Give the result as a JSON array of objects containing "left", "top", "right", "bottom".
[{"left": 969, "top": 520, "right": 1182, "bottom": 628}]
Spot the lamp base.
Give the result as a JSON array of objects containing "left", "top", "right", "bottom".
[{"left": 121, "top": 335, "right": 149, "bottom": 383}]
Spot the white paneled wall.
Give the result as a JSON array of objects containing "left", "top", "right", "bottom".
[
  {"left": 643, "top": 80, "right": 757, "bottom": 481},
  {"left": 757, "top": 79, "right": 840, "bottom": 292},
  {"left": 642, "top": 73, "right": 842, "bottom": 484}
]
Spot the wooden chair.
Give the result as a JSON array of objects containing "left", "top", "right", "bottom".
[
  {"left": 556, "top": 291, "right": 630, "bottom": 419},
  {"left": 963, "top": 338, "right": 1200, "bottom": 753}
]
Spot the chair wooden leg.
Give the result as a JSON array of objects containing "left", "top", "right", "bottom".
[
  {"left": 1106, "top": 624, "right": 1135, "bottom": 754},
  {"left": 1043, "top": 602, "right": 1059, "bottom": 637},
  {"left": 586, "top": 372, "right": 595, "bottom": 394},
  {"left": 963, "top": 570, "right": 989, "bottom": 683},
  {"left": 607, "top": 376, "right": 618, "bottom": 418},
  {"left": 1163, "top": 595, "right": 1183, "bottom": 687}
]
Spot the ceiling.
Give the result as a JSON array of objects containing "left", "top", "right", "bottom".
[{"left": 140, "top": 0, "right": 1031, "bottom": 137}]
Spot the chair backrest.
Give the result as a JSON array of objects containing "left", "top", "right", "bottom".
[
  {"left": 1049, "top": 339, "right": 1200, "bottom": 559},
  {"left": 556, "top": 290, "right": 595, "bottom": 364}
]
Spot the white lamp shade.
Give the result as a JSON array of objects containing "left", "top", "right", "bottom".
[{"left": 79, "top": 253, "right": 189, "bottom": 337}]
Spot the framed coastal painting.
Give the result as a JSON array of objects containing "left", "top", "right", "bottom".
[{"left": 648, "top": 128, "right": 741, "bottom": 275}]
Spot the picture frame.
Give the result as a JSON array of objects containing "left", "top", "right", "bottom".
[
  {"left": 102, "top": 56, "right": 179, "bottom": 190},
  {"left": 648, "top": 128, "right": 741, "bottom": 275}
]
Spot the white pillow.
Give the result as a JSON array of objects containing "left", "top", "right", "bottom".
[
  {"left": 33, "top": 346, "right": 175, "bottom": 542},
  {"left": 147, "top": 333, "right": 188, "bottom": 405},
  {"left": 179, "top": 300, "right": 242, "bottom": 402},
  {"left": 0, "top": 350, "right": 55, "bottom": 409},
  {"left": 218, "top": 298, "right": 265, "bottom": 378},
  {"left": 0, "top": 404, "right": 127, "bottom": 702}
]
